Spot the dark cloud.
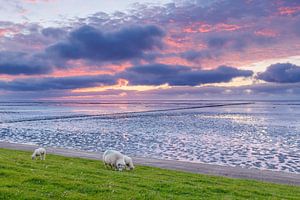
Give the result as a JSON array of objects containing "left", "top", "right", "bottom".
[
  {"left": 0, "top": 51, "right": 52, "bottom": 75},
  {"left": 119, "top": 64, "right": 253, "bottom": 86},
  {"left": 0, "top": 63, "right": 253, "bottom": 91},
  {"left": 0, "top": 74, "right": 116, "bottom": 91},
  {"left": 0, "top": 24, "right": 165, "bottom": 75},
  {"left": 257, "top": 63, "right": 300, "bottom": 83},
  {"left": 46, "top": 25, "right": 164, "bottom": 62}
]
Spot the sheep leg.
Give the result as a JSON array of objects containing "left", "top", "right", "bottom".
[
  {"left": 104, "top": 163, "right": 109, "bottom": 168},
  {"left": 110, "top": 164, "right": 115, "bottom": 170}
]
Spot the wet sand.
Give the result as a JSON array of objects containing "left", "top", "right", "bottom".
[
  {"left": 0, "top": 141, "right": 299, "bottom": 186},
  {"left": 2, "top": 101, "right": 299, "bottom": 173}
]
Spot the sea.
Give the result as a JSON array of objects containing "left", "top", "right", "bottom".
[{"left": 0, "top": 100, "right": 299, "bottom": 173}]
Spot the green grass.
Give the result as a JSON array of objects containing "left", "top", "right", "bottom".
[{"left": 0, "top": 148, "right": 299, "bottom": 200}]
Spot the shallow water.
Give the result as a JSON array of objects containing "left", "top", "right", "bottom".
[{"left": 0, "top": 100, "right": 299, "bottom": 173}]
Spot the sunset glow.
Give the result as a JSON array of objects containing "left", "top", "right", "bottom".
[{"left": 0, "top": 0, "right": 299, "bottom": 100}]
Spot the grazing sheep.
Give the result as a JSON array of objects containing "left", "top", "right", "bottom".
[
  {"left": 124, "top": 155, "right": 134, "bottom": 170},
  {"left": 103, "top": 150, "right": 126, "bottom": 171},
  {"left": 32, "top": 148, "right": 46, "bottom": 160}
]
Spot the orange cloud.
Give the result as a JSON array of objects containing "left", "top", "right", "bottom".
[
  {"left": 182, "top": 27, "right": 197, "bottom": 33},
  {"left": 278, "top": 6, "right": 300, "bottom": 15},
  {"left": 254, "top": 29, "right": 278, "bottom": 37},
  {"left": 156, "top": 56, "right": 192, "bottom": 66},
  {"left": 0, "top": 74, "right": 44, "bottom": 81},
  {"left": 52, "top": 68, "right": 110, "bottom": 77},
  {"left": 198, "top": 24, "right": 213, "bottom": 33},
  {"left": 164, "top": 35, "right": 206, "bottom": 54},
  {"left": 52, "top": 61, "right": 132, "bottom": 77},
  {"left": 216, "top": 23, "right": 241, "bottom": 31},
  {"left": 0, "top": 75, "right": 12, "bottom": 81},
  {"left": 0, "top": 28, "right": 18, "bottom": 37},
  {"left": 117, "top": 78, "right": 129, "bottom": 86},
  {"left": 164, "top": 37, "right": 189, "bottom": 50},
  {"left": 183, "top": 23, "right": 241, "bottom": 34}
]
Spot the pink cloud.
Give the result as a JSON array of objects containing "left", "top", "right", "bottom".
[
  {"left": 254, "top": 29, "right": 278, "bottom": 37},
  {"left": 183, "top": 23, "right": 242, "bottom": 34},
  {"left": 278, "top": 6, "right": 300, "bottom": 16},
  {"left": 0, "top": 28, "right": 19, "bottom": 37}
]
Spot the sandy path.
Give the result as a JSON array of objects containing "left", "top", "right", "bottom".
[{"left": 0, "top": 141, "right": 299, "bottom": 186}]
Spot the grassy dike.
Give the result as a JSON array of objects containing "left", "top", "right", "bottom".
[{"left": 0, "top": 148, "right": 299, "bottom": 200}]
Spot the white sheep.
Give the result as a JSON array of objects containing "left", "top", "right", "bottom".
[
  {"left": 31, "top": 148, "right": 46, "bottom": 160},
  {"left": 103, "top": 150, "right": 126, "bottom": 171},
  {"left": 124, "top": 155, "right": 135, "bottom": 170}
]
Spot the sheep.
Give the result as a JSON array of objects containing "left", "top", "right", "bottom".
[
  {"left": 31, "top": 148, "right": 46, "bottom": 160},
  {"left": 124, "top": 155, "right": 135, "bottom": 170},
  {"left": 103, "top": 150, "right": 126, "bottom": 171}
]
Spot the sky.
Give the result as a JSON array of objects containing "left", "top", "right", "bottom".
[{"left": 0, "top": 0, "right": 300, "bottom": 100}]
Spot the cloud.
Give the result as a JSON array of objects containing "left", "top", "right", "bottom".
[
  {"left": 0, "top": 24, "right": 165, "bottom": 75},
  {"left": 46, "top": 25, "right": 164, "bottom": 62},
  {"left": 41, "top": 27, "right": 66, "bottom": 39},
  {"left": 0, "top": 0, "right": 299, "bottom": 99},
  {"left": 130, "top": 82, "right": 300, "bottom": 100},
  {"left": 119, "top": 64, "right": 253, "bottom": 86},
  {"left": 118, "top": 0, "right": 299, "bottom": 64},
  {"left": 0, "top": 74, "right": 116, "bottom": 91},
  {"left": 205, "top": 32, "right": 275, "bottom": 51},
  {"left": 180, "top": 50, "right": 217, "bottom": 62},
  {"left": 0, "top": 63, "right": 253, "bottom": 91},
  {"left": 0, "top": 51, "right": 53, "bottom": 75},
  {"left": 257, "top": 63, "right": 300, "bottom": 83},
  {"left": 1, "top": 0, "right": 299, "bottom": 68}
]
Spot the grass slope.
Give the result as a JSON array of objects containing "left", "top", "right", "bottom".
[{"left": 0, "top": 148, "right": 299, "bottom": 200}]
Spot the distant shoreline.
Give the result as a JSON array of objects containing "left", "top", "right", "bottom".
[
  {"left": 0, "top": 102, "right": 253, "bottom": 124},
  {"left": 0, "top": 99, "right": 300, "bottom": 103},
  {"left": 0, "top": 141, "right": 299, "bottom": 186}
]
